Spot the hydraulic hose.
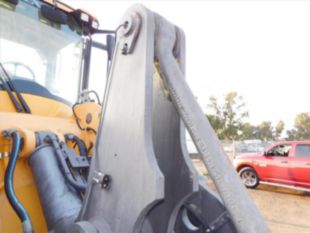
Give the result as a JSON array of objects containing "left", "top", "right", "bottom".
[
  {"left": 29, "top": 141, "right": 82, "bottom": 232},
  {"left": 64, "top": 134, "right": 88, "bottom": 157},
  {"left": 4, "top": 130, "right": 34, "bottom": 233},
  {"left": 154, "top": 16, "right": 267, "bottom": 233},
  {"left": 49, "top": 137, "right": 86, "bottom": 192}
]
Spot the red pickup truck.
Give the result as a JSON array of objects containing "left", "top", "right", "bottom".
[{"left": 233, "top": 141, "right": 310, "bottom": 190}]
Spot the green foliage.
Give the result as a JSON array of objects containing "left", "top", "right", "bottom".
[
  {"left": 275, "top": 120, "right": 285, "bottom": 139},
  {"left": 207, "top": 114, "right": 225, "bottom": 139},
  {"left": 256, "top": 121, "right": 274, "bottom": 141},
  {"left": 286, "top": 113, "right": 310, "bottom": 140},
  {"left": 206, "top": 92, "right": 310, "bottom": 141},
  {"left": 206, "top": 92, "right": 286, "bottom": 141},
  {"left": 239, "top": 122, "right": 257, "bottom": 140},
  {"left": 207, "top": 92, "right": 248, "bottom": 140}
]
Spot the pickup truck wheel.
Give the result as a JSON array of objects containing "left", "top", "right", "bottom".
[{"left": 239, "top": 167, "right": 259, "bottom": 189}]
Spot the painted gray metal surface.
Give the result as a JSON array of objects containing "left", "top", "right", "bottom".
[
  {"left": 142, "top": 66, "right": 198, "bottom": 232},
  {"left": 173, "top": 182, "right": 237, "bottom": 233},
  {"left": 78, "top": 5, "right": 164, "bottom": 233},
  {"left": 141, "top": 24, "right": 200, "bottom": 232},
  {"left": 77, "top": 4, "right": 267, "bottom": 233}
]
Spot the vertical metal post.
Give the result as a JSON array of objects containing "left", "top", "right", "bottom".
[{"left": 81, "top": 38, "right": 92, "bottom": 91}]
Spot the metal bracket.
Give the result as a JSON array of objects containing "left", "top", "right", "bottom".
[
  {"left": 206, "top": 211, "right": 231, "bottom": 233},
  {"left": 91, "top": 171, "right": 104, "bottom": 184},
  {"left": 63, "top": 148, "right": 89, "bottom": 168},
  {"left": 91, "top": 171, "right": 111, "bottom": 189},
  {"left": 119, "top": 13, "right": 141, "bottom": 55}
]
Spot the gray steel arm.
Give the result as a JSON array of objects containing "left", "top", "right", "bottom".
[
  {"left": 153, "top": 13, "right": 267, "bottom": 233},
  {"left": 74, "top": 5, "right": 267, "bottom": 233}
]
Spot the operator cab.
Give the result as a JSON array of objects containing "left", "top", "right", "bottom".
[{"left": 0, "top": 0, "right": 113, "bottom": 109}]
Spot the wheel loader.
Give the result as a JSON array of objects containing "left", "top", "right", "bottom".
[{"left": 0, "top": 0, "right": 267, "bottom": 232}]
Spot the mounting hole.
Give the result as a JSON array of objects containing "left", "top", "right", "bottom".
[
  {"left": 86, "top": 113, "right": 92, "bottom": 124},
  {"left": 181, "top": 205, "right": 201, "bottom": 231}
]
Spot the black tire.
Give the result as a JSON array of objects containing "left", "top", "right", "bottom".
[{"left": 239, "top": 167, "right": 259, "bottom": 189}]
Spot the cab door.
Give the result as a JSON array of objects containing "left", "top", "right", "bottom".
[
  {"left": 290, "top": 144, "right": 310, "bottom": 188},
  {"left": 263, "top": 143, "right": 293, "bottom": 184}
]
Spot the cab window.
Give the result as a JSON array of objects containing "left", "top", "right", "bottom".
[
  {"left": 267, "top": 144, "right": 291, "bottom": 157},
  {"left": 295, "top": 144, "right": 310, "bottom": 158}
]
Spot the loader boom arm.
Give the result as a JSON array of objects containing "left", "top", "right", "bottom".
[{"left": 73, "top": 5, "right": 267, "bottom": 233}]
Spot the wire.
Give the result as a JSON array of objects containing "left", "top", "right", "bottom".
[
  {"left": 94, "top": 29, "right": 115, "bottom": 34},
  {"left": 93, "top": 22, "right": 126, "bottom": 35},
  {"left": 3, "top": 130, "right": 34, "bottom": 232},
  {"left": 79, "top": 90, "right": 101, "bottom": 104},
  {"left": 64, "top": 133, "right": 88, "bottom": 157},
  {"left": 72, "top": 103, "right": 97, "bottom": 134},
  {"left": 87, "top": 142, "right": 94, "bottom": 155},
  {"left": 0, "top": 74, "right": 23, "bottom": 112},
  {"left": 0, "top": 62, "right": 31, "bottom": 113},
  {"left": 115, "top": 22, "right": 127, "bottom": 34},
  {"left": 48, "top": 137, "right": 86, "bottom": 192}
]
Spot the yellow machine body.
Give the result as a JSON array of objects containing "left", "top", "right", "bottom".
[{"left": 0, "top": 91, "right": 100, "bottom": 232}]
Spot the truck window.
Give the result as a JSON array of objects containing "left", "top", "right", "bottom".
[
  {"left": 267, "top": 144, "right": 291, "bottom": 157},
  {"left": 295, "top": 144, "right": 310, "bottom": 158}
]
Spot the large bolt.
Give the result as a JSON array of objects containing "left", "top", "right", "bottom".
[
  {"left": 101, "top": 174, "right": 112, "bottom": 189},
  {"left": 121, "top": 15, "right": 135, "bottom": 36},
  {"left": 122, "top": 43, "right": 128, "bottom": 55}
]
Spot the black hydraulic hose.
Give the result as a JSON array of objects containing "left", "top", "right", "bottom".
[
  {"left": 0, "top": 75, "right": 23, "bottom": 112},
  {"left": 64, "top": 134, "right": 88, "bottom": 157},
  {"left": 0, "top": 63, "right": 31, "bottom": 113},
  {"left": 49, "top": 138, "right": 86, "bottom": 192},
  {"left": 72, "top": 103, "right": 97, "bottom": 134},
  {"left": 3, "top": 130, "right": 34, "bottom": 233}
]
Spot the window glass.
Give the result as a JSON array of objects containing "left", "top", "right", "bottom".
[
  {"left": 88, "top": 46, "right": 108, "bottom": 103},
  {"left": 295, "top": 145, "right": 310, "bottom": 158},
  {"left": 268, "top": 144, "right": 291, "bottom": 157},
  {"left": 0, "top": 5, "right": 83, "bottom": 104}
]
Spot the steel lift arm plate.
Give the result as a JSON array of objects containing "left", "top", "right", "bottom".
[{"left": 74, "top": 5, "right": 267, "bottom": 233}]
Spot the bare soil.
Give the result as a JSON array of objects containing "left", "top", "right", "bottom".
[{"left": 192, "top": 159, "right": 310, "bottom": 233}]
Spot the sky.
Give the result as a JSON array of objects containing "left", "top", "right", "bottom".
[{"left": 64, "top": 0, "right": 310, "bottom": 130}]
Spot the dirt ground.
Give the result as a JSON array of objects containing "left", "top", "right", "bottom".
[{"left": 192, "top": 159, "right": 310, "bottom": 233}]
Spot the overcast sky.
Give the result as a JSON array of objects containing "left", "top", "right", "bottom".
[{"left": 65, "top": 0, "right": 310, "bottom": 130}]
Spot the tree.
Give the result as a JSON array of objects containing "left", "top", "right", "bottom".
[
  {"left": 275, "top": 120, "right": 285, "bottom": 140},
  {"left": 207, "top": 114, "right": 225, "bottom": 139},
  {"left": 239, "top": 122, "right": 257, "bottom": 140},
  {"left": 240, "top": 121, "right": 283, "bottom": 141},
  {"left": 256, "top": 121, "right": 274, "bottom": 141},
  {"left": 286, "top": 129, "right": 298, "bottom": 140},
  {"left": 286, "top": 113, "right": 310, "bottom": 140},
  {"left": 207, "top": 92, "right": 248, "bottom": 140}
]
